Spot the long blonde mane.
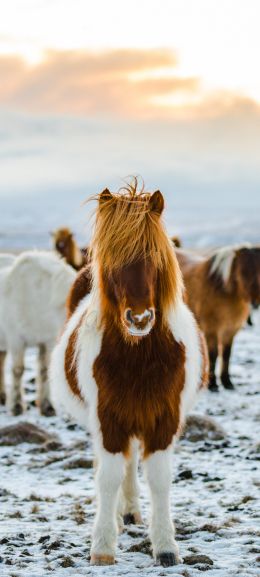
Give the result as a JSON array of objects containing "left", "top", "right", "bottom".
[{"left": 90, "top": 180, "right": 183, "bottom": 319}]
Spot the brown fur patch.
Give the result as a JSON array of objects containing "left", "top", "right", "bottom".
[
  {"left": 64, "top": 320, "right": 83, "bottom": 400},
  {"left": 67, "top": 265, "right": 92, "bottom": 317},
  {"left": 93, "top": 315, "right": 186, "bottom": 457}
]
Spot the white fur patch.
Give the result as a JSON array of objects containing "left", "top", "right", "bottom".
[
  {"left": 209, "top": 243, "right": 251, "bottom": 285},
  {"left": 168, "top": 299, "right": 202, "bottom": 426},
  {"left": 134, "top": 310, "right": 150, "bottom": 322},
  {"left": 0, "top": 250, "right": 76, "bottom": 351},
  {"left": 127, "top": 325, "right": 152, "bottom": 337}
]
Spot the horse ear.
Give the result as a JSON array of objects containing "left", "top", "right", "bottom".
[
  {"left": 149, "top": 190, "right": 164, "bottom": 215},
  {"left": 99, "top": 188, "right": 113, "bottom": 204}
]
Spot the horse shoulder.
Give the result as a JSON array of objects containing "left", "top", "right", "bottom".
[{"left": 50, "top": 294, "right": 102, "bottom": 428}]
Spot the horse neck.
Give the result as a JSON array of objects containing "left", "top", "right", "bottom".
[{"left": 70, "top": 238, "right": 84, "bottom": 269}]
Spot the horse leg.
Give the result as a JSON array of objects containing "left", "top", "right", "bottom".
[
  {"left": 37, "top": 344, "right": 55, "bottom": 416},
  {"left": 206, "top": 335, "right": 219, "bottom": 392},
  {"left": 90, "top": 448, "right": 125, "bottom": 565},
  {"left": 122, "top": 441, "right": 142, "bottom": 526},
  {"left": 221, "top": 339, "right": 235, "bottom": 390},
  {"left": 10, "top": 348, "right": 25, "bottom": 415},
  {"left": 144, "top": 448, "right": 180, "bottom": 567},
  {"left": 0, "top": 351, "right": 6, "bottom": 405}
]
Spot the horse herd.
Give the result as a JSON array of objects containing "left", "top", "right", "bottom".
[{"left": 0, "top": 182, "right": 259, "bottom": 567}]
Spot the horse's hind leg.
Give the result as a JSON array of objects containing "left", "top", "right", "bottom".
[
  {"left": 10, "top": 348, "right": 25, "bottom": 415},
  {"left": 220, "top": 339, "right": 235, "bottom": 390},
  {"left": 0, "top": 351, "right": 6, "bottom": 405},
  {"left": 91, "top": 448, "right": 125, "bottom": 565},
  {"left": 144, "top": 447, "right": 180, "bottom": 566},
  {"left": 121, "top": 441, "right": 142, "bottom": 525},
  {"left": 206, "top": 334, "right": 219, "bottom": 392},
  {"left": 37, "top": 344, "right": 55, "bottom": 416}
]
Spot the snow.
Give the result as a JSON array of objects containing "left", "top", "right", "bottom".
[{"left": 0, "top": 316, "right": 260, "bottom": 576}]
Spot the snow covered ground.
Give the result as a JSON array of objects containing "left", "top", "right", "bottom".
[{"left": 0, "top": 317, "right": 259, "bottom": 577}]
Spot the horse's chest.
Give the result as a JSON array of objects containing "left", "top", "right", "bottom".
[{"left": 93, "top": 329, "right": 186, "bottom": 455}]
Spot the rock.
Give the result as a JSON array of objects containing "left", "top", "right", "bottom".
[
  {"left": 64, "top": 457, "right": 93, "bottom": 470},
  {"left": 38, "top": 535, "right": 50, "bottom": 544},
  {"left": 127, "top": 538, "right": 152, "bottom": 556},
  {"left": 184, "top": 554, "right": 214, "bottom": 566},
  {"left": 48, "top": 540, "right": 62, "bottom": 550},
  {"left": 60, "top": 556, "right": 75, "bottom": 568},
  {"left": 177, "top": 469, "right": 193, "bottom": 481},
  {"left": 182, "top": 414, "right": 226, "bottom": 443},
  {"left": 0, "top": 422, "right": 60, "bottom": 446}
]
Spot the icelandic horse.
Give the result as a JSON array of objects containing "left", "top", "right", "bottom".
[
  {"left": 176, "top": 245, "right": 260, "bottom": 392},
  {"left": 51, "top": 227, "right": 89, "bottom": 270},
  {"left": 50, "top": 183, "right": 208, "bottom": 567},
  {"left": 0, "top": 251, "right": 76, "bottom": 415}
]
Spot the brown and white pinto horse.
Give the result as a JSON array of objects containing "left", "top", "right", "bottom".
[
  {"left": 176, "top": 245, "right": 260, "bottom": 392},
  {"left": 50, "top": 183, "right": 208, "bottom": 567},
  {"left": 51, "top": 227, "right": 89, "bottom": 270}
]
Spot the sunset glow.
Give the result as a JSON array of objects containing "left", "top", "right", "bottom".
[{"left": 1, "top": 0, "right": 260, "bottom": 117}]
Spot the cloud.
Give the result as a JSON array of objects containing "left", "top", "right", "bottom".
[
  {"left": 0, "top": 48, "right": 200, "bottom": 116},
  {"left": 1, "top": 48, "right": 260, "bottom": 122}
]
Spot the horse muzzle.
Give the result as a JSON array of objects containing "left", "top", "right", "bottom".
[{"left": 123, "top": 308, "right": 155, "bottom": 337}]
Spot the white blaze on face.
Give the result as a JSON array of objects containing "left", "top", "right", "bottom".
[{"left": 133, "top": 310, "right": 151, "bottom": 322}]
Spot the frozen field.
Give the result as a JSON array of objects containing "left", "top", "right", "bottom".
[{"left": 0, "top": 317, "right": 259, "bottom": 577}]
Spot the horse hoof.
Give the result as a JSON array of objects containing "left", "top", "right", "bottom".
[
  {"left": 208, "top": 383, "right": 219, "bottom": 393},
  {"left": 222, "top": 381, "right": 235, "bottom": 390},
  {"left": 40, "top": 400, "right": 56, "bottom": 417},
  {"left": 123, "top": 512, "right": 143, "bottom": 525},
  {"left": 12, "top": 402, "right": 24, "bottom": 416},
  {"left": 156, "top": 552, "right": 177, "bottom": 567},
  {"left": 0, "top": 391, "right": 6, "bottom": 405},
  {"left": 90, "top": 554, "right": 115, "bottom": 565}
]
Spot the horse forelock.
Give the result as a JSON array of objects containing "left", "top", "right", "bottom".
[{"left": 89, "top": 184, "right": 183, "bottom": 318}]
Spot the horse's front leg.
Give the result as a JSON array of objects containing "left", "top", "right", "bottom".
[
  {"left": 10, "top": 347, "right": 25, "bottom": 415},
  {"left": 37, "top": 343, "right": 55, "bottom": 416},
  {"left": 122, "top": 440, "right": 142, "bottom": 525},
  {"left": 91, "top": 448, "right": 125, "bottom": 565},
  {"left": 0, "top": 351, "right": 6, "bottom": 405},
  {"left": 144, "top": 447, "right": 180, "bottom": 567}
]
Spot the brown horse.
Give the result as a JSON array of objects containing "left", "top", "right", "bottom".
[
  {"left": 172, "top": 236, "right": 182, "bottom": 248},
  {"left": 50, "top": 182, "right": 208, "bottom": 567},
  {"left": 176, "top": 245, "right": 260, "bottom": 392},
  {"left": 51, "top": 227, "right": 89, "bottom": 270}
]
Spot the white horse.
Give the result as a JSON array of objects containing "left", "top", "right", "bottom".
[{"left": 0, "top": 251, "right": 76, "bottom": 415}]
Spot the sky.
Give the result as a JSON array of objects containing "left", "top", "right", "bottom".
[{"left": 1, "top": 0, "right": 260, "bottom": 245}]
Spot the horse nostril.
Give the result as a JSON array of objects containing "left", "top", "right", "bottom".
[{"left": 126, "top": 309, "right": 133, "bottom": 324}]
